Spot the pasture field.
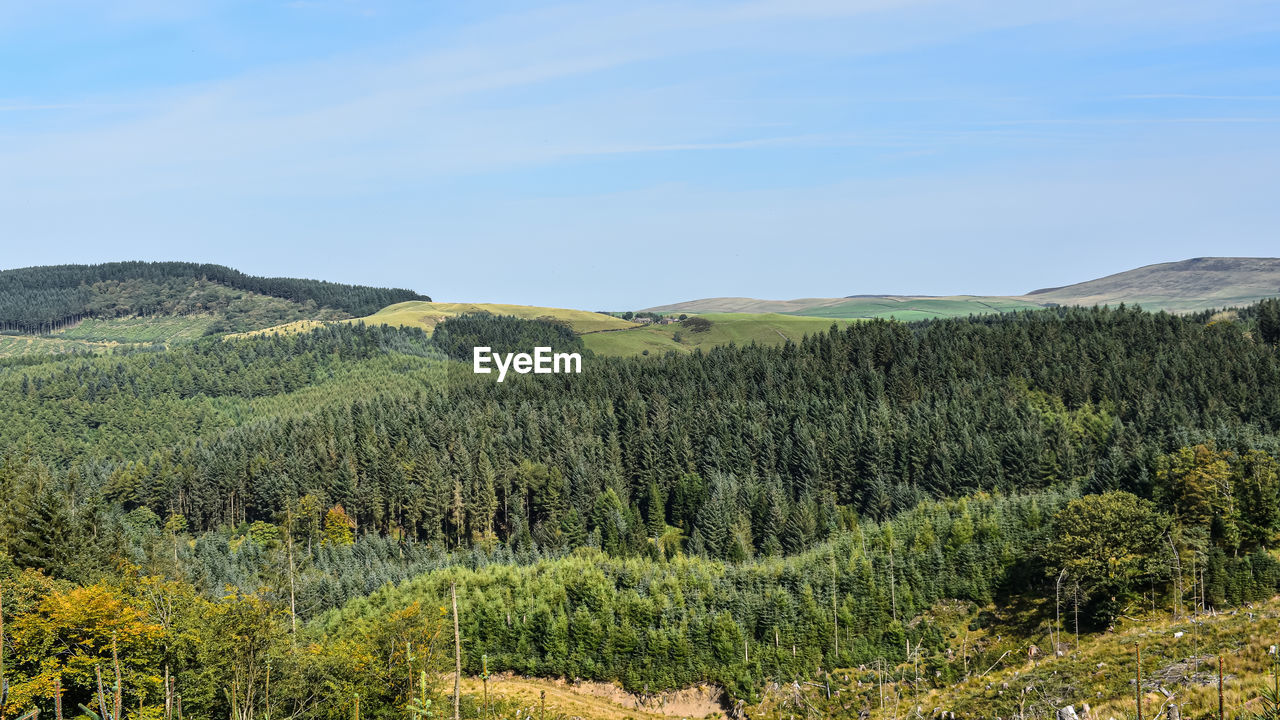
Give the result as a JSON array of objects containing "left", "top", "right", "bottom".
[
  {"left": 358, "top": 300, "right": 638, "bottom": 334},
  {"left": 787, "top": 295, "right": 1042, "bottom": 320},
  {"left": 582, "top": 313, "right": 848, "bottom": 356}
]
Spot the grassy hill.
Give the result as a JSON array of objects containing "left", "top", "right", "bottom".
[
  {"left": 582, "top": 313, "right": 849, "bottom": 356},
  {"left": 645, "top": 257, "right": 1280, "bottom": 318},
  {"left": 359, "top": 300, "right": 638, "bottom": 334},
  {"left": 0, "top": 262, "right": 432, "bottom": 357},
  {"left": 236, "top": 307, "right": 844, "bottom": 358},
  {"left": 1027, "top": 256, "right": 1280, "bottom": 312},
  {"left": 785, "top": 296, "right": 1040, "bottom": 321},
  {"left": 647, "top": 295, "right": 1048, "bottom": 319}
]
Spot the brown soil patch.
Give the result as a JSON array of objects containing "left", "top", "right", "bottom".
[{"left": 458, "top": 674, "right": 726, "bottom": 720}]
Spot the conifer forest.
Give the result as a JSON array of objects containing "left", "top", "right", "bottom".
[{"left": 5, "top": 271, "right": 1280, "bottom": 720}]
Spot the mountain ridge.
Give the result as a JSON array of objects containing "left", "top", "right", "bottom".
[{"left": 645, "top": 256, "right": 1280, "bottom": 317}]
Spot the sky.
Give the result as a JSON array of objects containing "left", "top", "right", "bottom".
[{"left": 2, "top": 1, "right": 1279, "bottom": 309}]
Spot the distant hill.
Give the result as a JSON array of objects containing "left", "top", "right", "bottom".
[
  {"left": 648, "top": 295, "right": 1046, "bottom": 320},
  {"left": 359, "top": 300, "right": 637, "bottom": 334},
  {"left": 0, "top": 261, "right": 429, "bottom": 355},
  {"left": 646, "top": 257, "right": 1280, "bottom": 318},
  {"left": 0, "top": 261, "right": 428, "bottom": 334},
  {"left": 581, "top": 312, "right": 850, "bottom": 356},
  {"left": 1025, "top": 256, "right": 1280, "bottom": 311},
  {"left": 241, "top": 303, "right": 847, "bottom": 358}
]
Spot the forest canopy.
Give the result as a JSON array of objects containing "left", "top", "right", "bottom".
[{"left": 3, "top": 299, "right": 1280, "bottom": 716}]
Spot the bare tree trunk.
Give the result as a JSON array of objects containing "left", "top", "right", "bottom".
[
  {"left": 888, "top": 544, "right": 897, "bottom": 622},
  {"left": 286, "top": 512, "right": 298, "bottom": 641},
  {"left": 878, "top": 658, "right": 884, "bottom": 715},
  {"left": 1073, "top": 580, "right": 1080, "bottom": 652},
  {"left": 831, "top": 571, "right": 839, "bottom": 662},
  {"left": 1055, "top": 570, "right": 1066, "bottom": 654},
  {"left": 1167, "top": 532, "right": 1183, "bottom": 619},
  {"left": 1135, "top": 643, "right": 1143, "bottom": 720},
  {"left": 1218, "top": 655, "right": 1224, "bottom": 720}
]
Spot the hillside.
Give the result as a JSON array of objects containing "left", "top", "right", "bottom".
[
  {"left": 1027, "top": 256, "right": 1280, "bottom": 311},
  {"left": 645, "top": 295, "right": 1041, "bottom": 318},
  {"left": 747, "top": 594, "right": 1280, "bottom": 720},
  {"left": 0, "top": 261, "right": 428, "bottom": 333},
  {"left": 645, "top": 257, "right": 1280, "bottom": 318},
  {"left": 360, "top": 300, "right": 637, "bottom": 334},
  {"left": 582, "top": 312, "right": 849, "bottom": 356},
  {"left": 0, "top": 261, "right": 430, "bottom": 356}
]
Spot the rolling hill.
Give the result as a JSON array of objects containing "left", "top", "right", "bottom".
[
  {"left": 0, "top": 261, "right": 430, "bottom": 356},
  {"left": 244, "top": 304, "right": 845, "bottom": 357},
  {"left": 7, "top": 257, "right": 1277, "bottom": 360},
  {"left": 645, "top": 257, "right": 1280, "bottom": 319},
  {"left": 1026, "top": 256, "right": 1280, "bottom": 311},
  {"left": 359, "top": 300, "right": 638, "bottom": 334},
  {"left": 581, "top": 312, "right": 849, "bottom": 356}
]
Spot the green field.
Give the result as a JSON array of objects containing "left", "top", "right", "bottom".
[
  {"left": 786, "top": 295, "right": 1042, "bottom": 320},
  {"left": 54, "top": 315, "right": 218, "bottom": 342},
  {"left": 582, "top": 313, "right": 848, "bottom": 356}
]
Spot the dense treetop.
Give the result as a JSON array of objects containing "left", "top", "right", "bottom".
[{"left": 431, "top": 312, "right": 586, "bottom": 362}]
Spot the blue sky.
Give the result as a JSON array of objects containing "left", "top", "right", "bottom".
[{"left": 2, "top": 1, "right": 1278, "bottom": 308}]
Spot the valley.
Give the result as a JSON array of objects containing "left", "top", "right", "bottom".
[{"left": 2, "top": 260, "right": 1280, "bottom": 720}]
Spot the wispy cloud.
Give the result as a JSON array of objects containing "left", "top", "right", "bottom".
[
  {"left": 0, "top": 104, "right": 86, "bottom": 112},
  {"left": 1123, "top": 94, "right": 1280, "bottom": 100}
]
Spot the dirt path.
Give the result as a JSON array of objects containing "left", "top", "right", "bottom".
[{"left": 458, "top": 675, "right": 726, "bottom": 720}]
